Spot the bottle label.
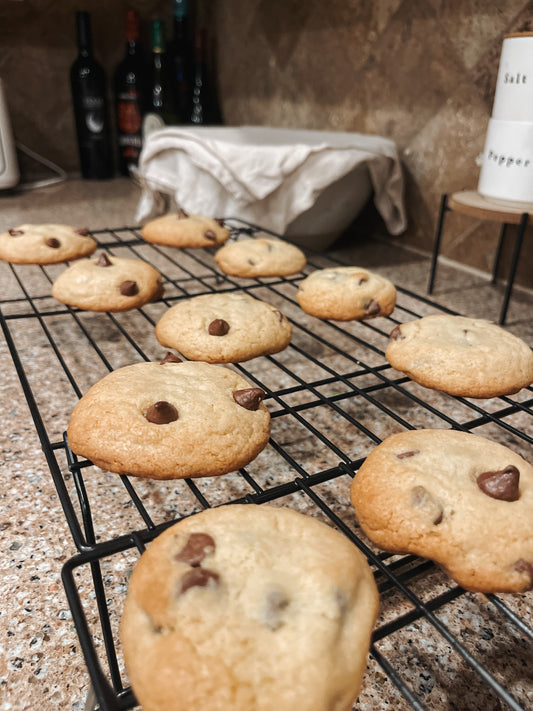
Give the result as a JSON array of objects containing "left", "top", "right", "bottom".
[{"left": 118, "top": 100, "right": 142, "bottom": 134}]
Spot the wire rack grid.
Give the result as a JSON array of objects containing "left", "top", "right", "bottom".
[{"left": 1, "top": 220, "right": 531, "bottom": 711}]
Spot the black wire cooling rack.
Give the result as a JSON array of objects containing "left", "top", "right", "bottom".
[{"left": 1, "top": 220, "right": 532, "bottom": 711}]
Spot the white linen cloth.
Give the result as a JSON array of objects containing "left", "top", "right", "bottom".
[{"left": 135, "top": 125, "right": 407, "bottom": 236}]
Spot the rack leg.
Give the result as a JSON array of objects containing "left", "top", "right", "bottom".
[
  {"left": 498, "top": 212, "right": 528, "bottom": 325},
  {"left": 428, "top": 193, "right": 449, "bottom": 294},
  {"left": 492, "top": 222, "right": 507, "bottom": 285}
]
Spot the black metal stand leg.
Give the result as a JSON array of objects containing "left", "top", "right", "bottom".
[
  {"left": 428, "top": 193, "right": 449, "bottom": 294},
  {"left": 492, "top": 222, "right": 507, "bottom": 285},
  {"left": 498, "top": 212, "right": 528, "bottom": 325}
]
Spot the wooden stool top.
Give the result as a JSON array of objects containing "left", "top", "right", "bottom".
[{"left": 448, "top": 191, "right": 533, "bottom": 224}]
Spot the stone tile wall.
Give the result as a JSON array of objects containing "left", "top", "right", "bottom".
[{"left": 1, "top": 0, "right": 532, "bottom": 286}]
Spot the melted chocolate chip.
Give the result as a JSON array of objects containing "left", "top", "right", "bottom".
[
  {"left": 119, "top": 280, "right": 139, "bottom": 296},
  {"left": 396, "top": 450, "right": 420, "bottom": 459},
  {"left": 179, "top": 567, "right": 220, "bottom": 594},
  {"left": 411, "top": 485, "right": 443, "bottom": 525},
  {"left": 160, "top": 352, "right": 182, "bottom": 364},
  {"left": 76, "top": 227, "right": 90, "bottom": 235},
  {"left": 208, "top": 318, "right": 230, "bottom": 336},
  {"left": 233, "top": 388, "right": 266, "bottom": 411},
  {"left": 145, "top": 401, "right": 179, "bottom": 424},
  {"left": 247, "top": 258, "right": 256, "bottom": 266},
  {"left": 176, "top": 533, "right": 216, "bottom": 566},
  {"left": 178, "top": 208, "right": 189, "bottom": 219},
  {"left": 476, "top": 465, "right": 520, "bottom": 502},
  {"left": 358, "top": 277, "right": 368, "bottom": 285},
  {"left": 204, "top": 229, "right": 217, "bottom": 241},
  {"left": 96, "top": 253, "right": 112, "bottom": 267},
  {"left": 365, "top": 299, "right": 381, "bottom": 316},
  {"left": 390, "top": 325, "right": 404, "bottom": 340},
  {"left": 215, "top": 218, "right": 225, "bottom": 227},
  {"left": 45, "top": 238, "right": 60, "bottom": 248},
  {"left": 8, "top": 229, "right": 23, "bottom": 236}
]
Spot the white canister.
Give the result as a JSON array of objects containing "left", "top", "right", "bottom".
[
  {"left": 478, "top": 117, "right": 533, "bottom": 206},
  {"left": 492, "top": 32, "right": 533, "bottom": 122}
]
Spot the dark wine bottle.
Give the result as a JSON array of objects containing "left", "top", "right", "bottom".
[
  {"left": 189, "top": 27, "right": 222, "bottom": 125},
  {"left": 149, "top": 20, "right": 174, "bottom": 124},
  {"left": 114, "top": 8, "right": 148, "bottom": 175},
  {"left": 70, "top": 11, "right": 114, "bottom": 179},
  {"left": 169, "top": 0, "right": 192, "bottom": 123}
]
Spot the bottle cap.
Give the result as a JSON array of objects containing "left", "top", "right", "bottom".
[
  {"left": 151, "top": 20, "right": 166, "bottom": 52},
  {"left": 125, "top": 8, "right": 140, "bottom": 42},
  {"left": 76, "top": 11, "right": 92, "bottom": 50},
  {"left": 173, "top": 0, "right": 188, "bottom": 20}
]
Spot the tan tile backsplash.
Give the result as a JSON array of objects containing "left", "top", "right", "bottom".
[{"left": 1, "top": 0, "right": 532, "bottom": 287}]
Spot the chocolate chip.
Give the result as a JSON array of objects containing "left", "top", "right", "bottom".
[
  {"left": 476, "top": 465, "right": 520, "bottom": 502},
  {"left": 233, "top": 388, "right": 266, "bottom": 411},
  {"left": 178, "top": 567, "right": 219, "bottom": 594},
  {"left": 411, "top": 485, "right": 443, "bottom": 525},
  {"left": 273, "top": 309, "right": 285, "bottom": 322},
  {"left": 8, "top": 229, "right": 23, "bottom": 236},
  {"left": 358, "top": 277, "right": 368, "bottom": 285},
  {"left": 176, "top": 533, "right": 215, "bottom": 566},
  {"left": 260, "top": 587, "right": 289, "bottom": 630},
  {"left": 208, "top": 318, "right": 230, "bottom": 336},
  {"left": 247, "top": 258, "right": 256, "bottom": 265},
  {"left": 204, "top": 229, "right": 217, "bottom": 241},
  {"left": 215, "top": 218, "right": 225, "bottom": 227},
  {"left": 45, "top": 238, "right": 60, "bottom": 248},
  {"left": 178, "top": 208, "right": 189, "bottom": 219},
  {"left": 145, "top": 401, "right": 178, "bottom": 424},
  {"left": 119, "top": 280, "right": 139, "bottom": 296},
  {"left": 396, "top": 450, "right": 420, "bottom": 459},
  {"left": 160, "top": 352, "right": 182, "bottom": 364},
  {"left": 96, "top": 253, "right": 112, "bottom": 267},
  {"left": 514, "top": 559, "right": 533, "bottom": 588},
  {"left": 76, "top": 227, "right": 90, "bottom": 235},
  {"left": 365, "top": 299, "right": 381, "bottom": 316},
  {"left": 390, "top": 325, "right": 404, "bottom": 340}
]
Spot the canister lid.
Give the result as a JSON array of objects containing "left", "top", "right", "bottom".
[{"left": 504, "top": 31, "right": 533, "bottom": 39}]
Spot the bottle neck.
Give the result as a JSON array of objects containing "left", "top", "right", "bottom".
[{"left": 76, "top": 11, "right": 93, "bottom": 56}]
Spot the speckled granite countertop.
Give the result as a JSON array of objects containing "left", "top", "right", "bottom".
[{"left": 0, "top": 178, "right": 532, "bottom": 711}]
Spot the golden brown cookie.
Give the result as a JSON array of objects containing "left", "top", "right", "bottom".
[
  {"left": 155, "top": 292, "right": 292, "bottom": 363},
  {"left": 121, "top": 504, "right": 379, "bottom": 711},
  {"left": 296, "top": 266, "right": 397, "bottom": 321},
  {"left": 385, "top": 315, "right": 533, "bottom": 398},
  {"left": 214, "top": 237, "right": 306, "bottom": 277},
  {"left": 351, "top": 429, "right": 533, "bottom": 593},
  {"left": 51, "top": 252, "right": 163, "bottom": 311},
  {"left": 0, "top": 223, "right": 97, "bottom": 264},
  {"left": 142, "top": 210, "right": 230, "bottom": 248},
  {"left": 67, "top": 359, "right": 270, "bottom": 480}
]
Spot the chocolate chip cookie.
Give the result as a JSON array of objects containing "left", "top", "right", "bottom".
[
  {"left": 120, "top": 503, "right": 379, "bottom": 711},
  {"left": 0, "top": 223, "right": 97, "bottom": 264},
  {"left": 385, "top": 314, "right": 533, "bottom": 398},
  {"left": 296, "top": 266, "right": 397, "bottom": 321},
  {"left": 214, "top": 237, "right": 306, "bottom": 277},
  {"left": 141, "top": 210, "right": 230, "bottom": 248},
  {"left": 51, "top": 252, "right": 163, "bottom": 311},
  {"left": 67, "top": 359, "right": 270, "bottom": 479},
  {"left": 155, "top": 292, "right": 292, "bottom": 363},
  {"left": 350, "top": 429, "right": 533, "bottom": 593}
]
